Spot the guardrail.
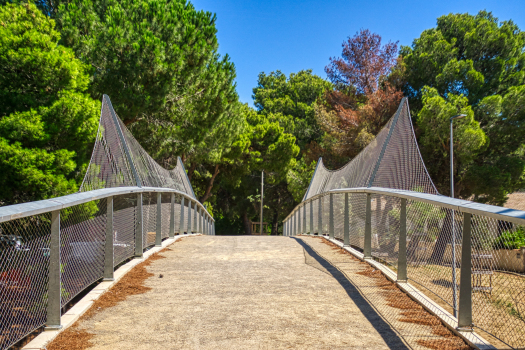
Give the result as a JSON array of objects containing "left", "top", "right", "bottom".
[
  {"left": 283, "top": 187, "right": 525, "bottom": 349},
  {"left": 0, "top": 187, "right": 214, "bottom": 350}
]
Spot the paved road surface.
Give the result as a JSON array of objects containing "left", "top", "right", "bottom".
[{"left": 75, "top": 236, "right": 426, "bottom": 349}]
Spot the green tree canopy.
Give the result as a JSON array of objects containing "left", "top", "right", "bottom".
[
  {"left": 402, "top": 11, "right": 525, "bottom": 204},
  {"left": 0, "top": 3, "right": 100, "bottom": 205}
]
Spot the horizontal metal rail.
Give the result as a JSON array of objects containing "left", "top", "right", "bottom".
[
  {"left": 0, "top": 186, "right": 214, "bottom": 223},
  {"left": 284, "top": 187, "right": 525, "bottom": 226}
]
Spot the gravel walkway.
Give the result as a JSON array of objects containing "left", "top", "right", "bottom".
[{"left": 74, "top": 235, "right": 418, "bottom": 349}]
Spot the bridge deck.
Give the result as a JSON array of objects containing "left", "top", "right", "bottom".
[{"left": 48, "top": 236, "right": 467, "bottom": 350}]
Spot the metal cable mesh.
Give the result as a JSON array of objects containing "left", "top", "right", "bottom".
[
  {"left": 143, "top": 194, "right": 157, "bottom": 248},
  {"left": 59, "top": 200, "right": 106, "bottom": 306},
  {"left": 161, "top": 194, "right": 170, "bottom": 239},
  {"left": 80, "top": 96, "right": 195, "bottom": 199},
  {"left": 0, "top": 214, "right": 50, "bottom": 350},
  {"left": 312, "top": 200, "right": 318, "bottom": 234},
  {"left": 349, "top": 193, "right": 366, "bottom": 250},
  {"left": 113, "top": 195, "right": 137, "bottom": 266},
  {"left": 370, "top": 195, "right": 401, "bottom": 270},
  {"left": 333, "top": 193, "right": 344, "bottom": 241},
  {"left": 303, "top": 98, "right": 438, "bottom": 201}
]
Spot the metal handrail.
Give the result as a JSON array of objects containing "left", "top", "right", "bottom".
[
  {"left": 0, "top": 186, "right": 214, "bottom": 223},
  {"left": 284, "top": 187, "right": 525, "bottom": 226}
]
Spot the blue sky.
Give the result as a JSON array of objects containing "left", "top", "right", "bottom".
[{"left": 190, "top": 0, "right": 525, "bottom": 107}]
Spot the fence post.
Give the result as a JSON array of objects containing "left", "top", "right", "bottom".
[
  {"left": 156, "top": 192, "right": 162, "bottom": 246},
  {"left": 193, "top": 202, "right": 197, "bottom": 233},
  {"left": 46, "top": 210, "right": 61, "bottom": 330},
  {"left": 135, "top": 193, "right": 143, "bottom": 257},
  {"left": 169, "top": 193, "right": 175, "bottom": 238},
  {"left": 364, "top": 193, "right": 372, "bottom": 259},
  {"left": 318, "top": 197, "right": 323, "bottom": 235},
  {"left": 458, "top": 212, "right": 473, "bottom": 330},
  {"left": 104, "top": 197, "right": 114, "bottom": 281},
  {"left": 303, "top": 204, "right": 306, "bottom": 234},
  {"left": 344, "top": 193, "right": 350, "bottom": 246},
  {"left": 180, "top": 197, "right": 185, "bottom": 234},
  {"left": 187, "top": 200, "right": 192, "bottom": 233},
  {"left": 309, "top": 200, "right": 313, "bottom": 235},
  {"left": 397, "top": 198, "right": 407, "bottom": 282},
  {"left": 329, "top": 193, "right": 334, "bottom": 239}
]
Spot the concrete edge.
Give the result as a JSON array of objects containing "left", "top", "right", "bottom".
[
  {"left": 22, "top": 234, "right": 198, "bottom": 350},
  {"left": 317, "top": 235, "right": 496, "bottom": 350}
]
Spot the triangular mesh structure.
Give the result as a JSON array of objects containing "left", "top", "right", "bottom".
[
  {"left": 80, "top": 95, "right": 196, "bottom": 198},
  {"left": 303, "top": 98, "right": 437, "bottom": 200}
]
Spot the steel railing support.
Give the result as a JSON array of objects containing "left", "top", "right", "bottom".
[
  {"left": 303, "top": 205, "right": 306, "bottom": 234},
  {"left": 329, "top": 193, "right": 334, "bottom": 239},
  {"left": 193, "top": 202, "right": 197, "bottom": 233},
  {"left": 397, "top": 198, "right": 407, "bottom": 282},
  {"left": 104, "top": 197, "right": 114, "bottom": 281},
  {"left": 156, "top": 193, "right": 162, "bottom": 246},
  {"left": 458, "top": 212, "right": 473, "bottom": 330},
  {"left": 364, "top": 193, "right": 372, "bottom": 259},
  {"left": 135, "top": 193, "right": 143, "bottom": 257},
  {"left": 46, "top": 210, "right": 62, "bottom": 330},
  {"left": 180, "top": 197, "right": 185, "bottom": 234},
  {"left": 344, "top": 193, "right": 350, "bottom": 246},
  {"left": 169, "top": 193, "right": 175, "bottom": 238},
  {"left": 187, "top": 200, "right": 192, "bottom": 233},
  {"left": 309, "top": 200, "right": 313, "bottom": 235},
  {"left": 318, "top": 197, "right": 323, "bottom": 235}
]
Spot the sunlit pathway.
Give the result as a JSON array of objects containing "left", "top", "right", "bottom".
[{"left": 70, "top": 235, "right": 410, "bottom": 349}]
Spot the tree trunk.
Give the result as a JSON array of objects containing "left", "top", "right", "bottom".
[
  {"left": 271, "top": 210, "right": 279, "bottom": 235},
  {"left": 187, "top": 163, "right": 197, "bottom": 181},
  {"left": 429, "top": 209, "right": 453, "bottom": 264},
  {"left": 199, "top": 164, "right": 220, "bottom": 203},
  {"left": 242, "top": 212, "right": 252, "bottom": 235}
]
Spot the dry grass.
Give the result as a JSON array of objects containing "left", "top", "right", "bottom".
[{"left": 47, "top": 247, "right": 172, "bottom": 350}]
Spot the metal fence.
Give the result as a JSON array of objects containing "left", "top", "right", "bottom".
[
  {"left": 283, "top": 187, "right": 525, "bottom": 349},
  {"left": 0, "top": 186, "right": 214, "bottom": 350}
]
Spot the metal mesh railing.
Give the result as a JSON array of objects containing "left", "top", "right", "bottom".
[
  {"left": 0, "top": 93, "right": 214, "bottom": 350},
  {"left": 285, "top": 189, "right": 525, "bottom": 349},
  {"left": 284, "top": 97, "right": 525, "bottom": 348}
]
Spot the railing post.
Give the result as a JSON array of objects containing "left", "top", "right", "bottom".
[
  {"left": 458, "top": 212, "right": 473, "bottom": 330},
  {"left": 344, "top": 193, "right": 350, "bottom": 246},
  {"left": 329, "top": 193, "right": 334, "bottom": 239},
  {"left": 180, "top": 197, "right": 185, "bottom": 234},
  {"left": 46, "top": 210, "right": 61, "bottom": 330},
  {"left": 364, "top": 193, "right": 372, "bottom": 259},
  {"left": 169, "top": 193, "right": 175, "bottom": 238},
  {"left": 397, "top": 198, "right": 407, "bottom": 282},
  {"left": 193, "top": 202, "right": 197, "bottom": 233},
  {"left": 309, "top": 200, "right": 313, "bottom": 235},
  {"left": 156, "top": 192, "right": 162, "bottom": 246},
  {"left": 318, "top": 197, "right": 323, "bottom": 236},
  {"left": 303, "top": 204, "right": 306, "bottom": 234},
  {"left": 104, "top": 197, "right": 114, "bottom": 281},
  {"left": 135, "top": 193, "right": 143, "bottom": 257},
  {"left": 187, "top": 200, "right": 192, "bottom": 234}
]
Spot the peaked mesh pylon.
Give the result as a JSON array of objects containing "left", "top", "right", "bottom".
[
  {"left": 303, "top": 97, "right": 438, "bottom": 200},
  {"left": 80, "top": 95, "right": 196, "bottom": 198}
]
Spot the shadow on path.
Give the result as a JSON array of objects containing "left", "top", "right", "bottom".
[{"left": 292, "top": 237, "right": 410, "bottom": 350}]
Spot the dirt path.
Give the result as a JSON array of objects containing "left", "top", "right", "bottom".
[{"left": 60, "top": 235, "right": 467, "bottom": 349}]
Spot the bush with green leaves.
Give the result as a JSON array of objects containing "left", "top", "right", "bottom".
[{"left": 493, "top": 226, "right": 525, "bottom": 250}]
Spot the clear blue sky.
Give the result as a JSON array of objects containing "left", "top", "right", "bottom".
[{"left": 190, "top": 0, "right": 525, "bottom": 107}]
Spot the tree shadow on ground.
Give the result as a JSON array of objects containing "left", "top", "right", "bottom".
[{"left": 292, "top": 237, "right": 410, "bottom": 350}]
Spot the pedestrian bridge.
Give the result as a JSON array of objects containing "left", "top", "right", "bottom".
[{"left": 1, "top": 97, "right": 524, "bottom": 350}]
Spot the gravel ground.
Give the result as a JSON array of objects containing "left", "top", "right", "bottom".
[{"left": 72, "top": 235, "right": 435, "bottom": 349}]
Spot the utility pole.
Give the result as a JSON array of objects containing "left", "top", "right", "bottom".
[{"left": 260, "top": 171, "right": 264, "bottom": 235}]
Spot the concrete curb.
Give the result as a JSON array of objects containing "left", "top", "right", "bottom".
[
  {"left": 315, "top": 235, "right": 496, "bottom": 350},
  {"left": 22, "top": 234, "right": 198, "bottom": 350}
]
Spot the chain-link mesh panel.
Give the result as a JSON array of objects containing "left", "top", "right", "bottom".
[
  {"left": 469, "top": 215, "right": 525, "bottom": 348},
  {"left": 113, "top": 195, "right": 136, "bottom": 266},
  {"left": 333, "top": 193, "right": 344, "bottom": 241},
  {"left": 60, "top": 201, "right": 106, "bottom": 306},
  {"left": 80, "top": 96, "right": 196, "bottom": 199},
  {"left": 161, "top": 194, "right": 170, "bottom": 239},
  {"left": 303, "top": 99, "right": 438, "bottom": 201},
  {"left": 370, "top": 195, "right": 401, "bottom": 270},
  {"left": 142, "top": 194, "right": 157, "bottom": 248},
  {"left": 348, "top": 193, "right": 366, "bottom": 250},
  {"left": 0, "top": 214, "right": 50, "bottom": 350},
  {"left": 312, "top": 199, "right": 318, "bottom": 234}
]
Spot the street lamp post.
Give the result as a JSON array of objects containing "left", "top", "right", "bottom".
[
  {"left": 450, "top": 113, "right": 466, "bottom": 318},
  {"left": 260, "top": 171, "right": 264, "bottom": 236}
]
